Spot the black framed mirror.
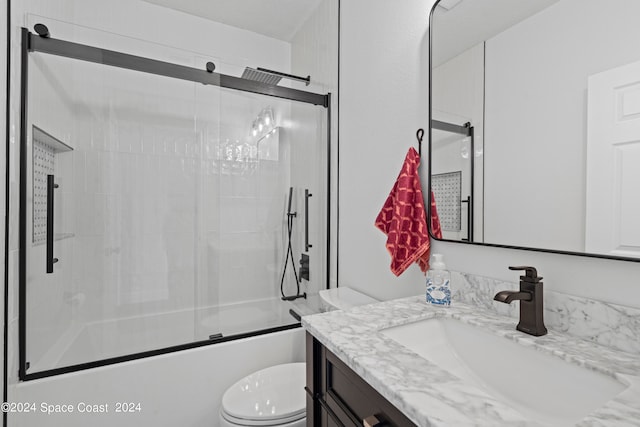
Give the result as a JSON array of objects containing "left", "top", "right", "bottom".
[{"left": 428, "top": 0, "right": 640, "bottom": 261}]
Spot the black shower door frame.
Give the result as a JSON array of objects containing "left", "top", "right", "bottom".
[{"left": 18, "top": 26, "right": 332, "bottom": 380}]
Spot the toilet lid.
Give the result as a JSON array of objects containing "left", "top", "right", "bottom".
[{"left": 221, "top": 363, "right": 306, "bottom": 424}]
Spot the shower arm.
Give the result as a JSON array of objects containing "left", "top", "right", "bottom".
[{"left": 256, "top": 67, "right": 311, "bottom": 86}]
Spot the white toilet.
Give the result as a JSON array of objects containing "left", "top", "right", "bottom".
[
  {"left": 219, "top": 363, "right": 306, "bottom": 427},
  {"left": 219, "top": 288, "right": 378, "bottom": 426}
]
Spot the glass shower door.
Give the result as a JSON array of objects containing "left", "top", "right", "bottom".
[
  {"left": 23, "top": 50, "right": 211, "bottom": 374},
  {"left": 193, "top": 85, "right": 328, "bottom": 341}
]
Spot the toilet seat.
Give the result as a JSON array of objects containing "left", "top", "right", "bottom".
[
  {"left": 220, "top": 363, "right": 306, "bottom": 426},
  {"left": 221, "top": 410, "right": 304, "bottom": 426}
]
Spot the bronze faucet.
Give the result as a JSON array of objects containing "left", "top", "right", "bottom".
[{"left": 494, "top": 266, "right": 547, "bottom": 336}]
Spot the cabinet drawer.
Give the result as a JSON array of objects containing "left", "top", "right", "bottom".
[{"left": 321, "top": 346, "right": 416, "bottom": 427}]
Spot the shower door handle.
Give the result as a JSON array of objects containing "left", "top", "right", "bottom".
[
  {"left": 461, "top": 195, "right": 472, "bottom": 243},
  {"left": 304, "top": 189, "right": 312, "bottom": 252},
  {"left": 46, "top": 174, "right": 59, "bottom": 273}
]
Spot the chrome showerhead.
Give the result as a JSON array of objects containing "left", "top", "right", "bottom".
[{"left": 241, "top": 67, "right": 283, "bottom": 85}]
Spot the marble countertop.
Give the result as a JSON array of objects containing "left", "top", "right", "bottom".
[{"left": 301, "top": 295, "right": 640, "bottom": 426}]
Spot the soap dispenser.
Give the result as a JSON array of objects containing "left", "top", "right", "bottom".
[{"left": 426, "top": 254, "right": 451, "bottom": 306}]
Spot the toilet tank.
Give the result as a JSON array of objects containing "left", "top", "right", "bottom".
[{"left": 318, "top": 287, "right": 379, "bottom": 312}]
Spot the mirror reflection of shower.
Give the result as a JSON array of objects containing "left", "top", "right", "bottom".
[
  {"left": 253, "top": 107, "right": 281, "bottom": 162},
  {"left": 217, "top": 106, "right": 280, "bottom": 176},
  {"left": 431, "top": 120, "right": 476, "bottom": 243}
]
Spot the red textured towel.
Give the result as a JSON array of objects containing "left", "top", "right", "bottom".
[{"left": 375, "top": 147, "right": 436, "bottom": 276}]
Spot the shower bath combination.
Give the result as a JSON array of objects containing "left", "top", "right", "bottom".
[
  {"left": 280, "top": 187, "right": 308, "bottom": 302},
  {"left": 17, "top": 24, "right": 330, "bottom": 380}
]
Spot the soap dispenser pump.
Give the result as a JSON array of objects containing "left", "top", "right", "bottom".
[{"left": 426, "top": 254, "right": 451, "bottom": 306}]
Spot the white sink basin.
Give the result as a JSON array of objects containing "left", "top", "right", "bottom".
[{"left": 380, "top": 317, "right": 626, "bottom": 426}]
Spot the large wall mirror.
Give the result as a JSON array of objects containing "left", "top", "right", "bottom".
[{"left": 428, "top": 0, "right": 640, "bottom": 260}]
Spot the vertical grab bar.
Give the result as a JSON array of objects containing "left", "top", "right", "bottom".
[
  {"left": 46, "top": 174, "right": 59, "bottom": 273},
  {"left": 305, "top": 189, "right": 312, "bottom": 252}
]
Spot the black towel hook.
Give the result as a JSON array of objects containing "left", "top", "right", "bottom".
[{"left": 416, "top": 128, "right": 424, "bottom": 157}]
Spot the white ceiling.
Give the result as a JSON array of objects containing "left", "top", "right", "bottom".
[
  {"left": 432, "top": 0, "right": 560, "bottom": 67},
  {"left": 141, "top": 0, "right": 322, "bottom": 42}
]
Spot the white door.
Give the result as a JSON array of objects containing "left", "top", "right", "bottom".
[{"left": 585, "top": 59, "right": 640, "bottom": 257}]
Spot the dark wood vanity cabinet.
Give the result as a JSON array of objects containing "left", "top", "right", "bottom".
[{"left": 306, "top": 333, "right": 417, "bottom": 427}]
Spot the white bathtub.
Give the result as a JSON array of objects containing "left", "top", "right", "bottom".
[{"left": 10, "top": 326, "right": 305, "bottom": 427}]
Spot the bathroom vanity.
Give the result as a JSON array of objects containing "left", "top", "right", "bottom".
[{"left": 302, "top": 295, "right": 640, "bottom": 426}]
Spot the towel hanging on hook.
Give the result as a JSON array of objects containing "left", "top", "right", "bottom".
[{"left": 416, "top": 128, "right": 424, "bottom": 157}]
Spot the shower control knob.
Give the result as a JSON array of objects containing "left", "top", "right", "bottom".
[{"left": 206, "top": 62, "right": 216, "bottom": 73}]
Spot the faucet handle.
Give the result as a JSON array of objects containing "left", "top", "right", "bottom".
[{"left": 508, "top": 266, "right": 542, "bottom": 283}]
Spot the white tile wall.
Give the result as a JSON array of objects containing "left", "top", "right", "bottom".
[{"left": 290, "top": 0, "right": 340, "bottom": 295}]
